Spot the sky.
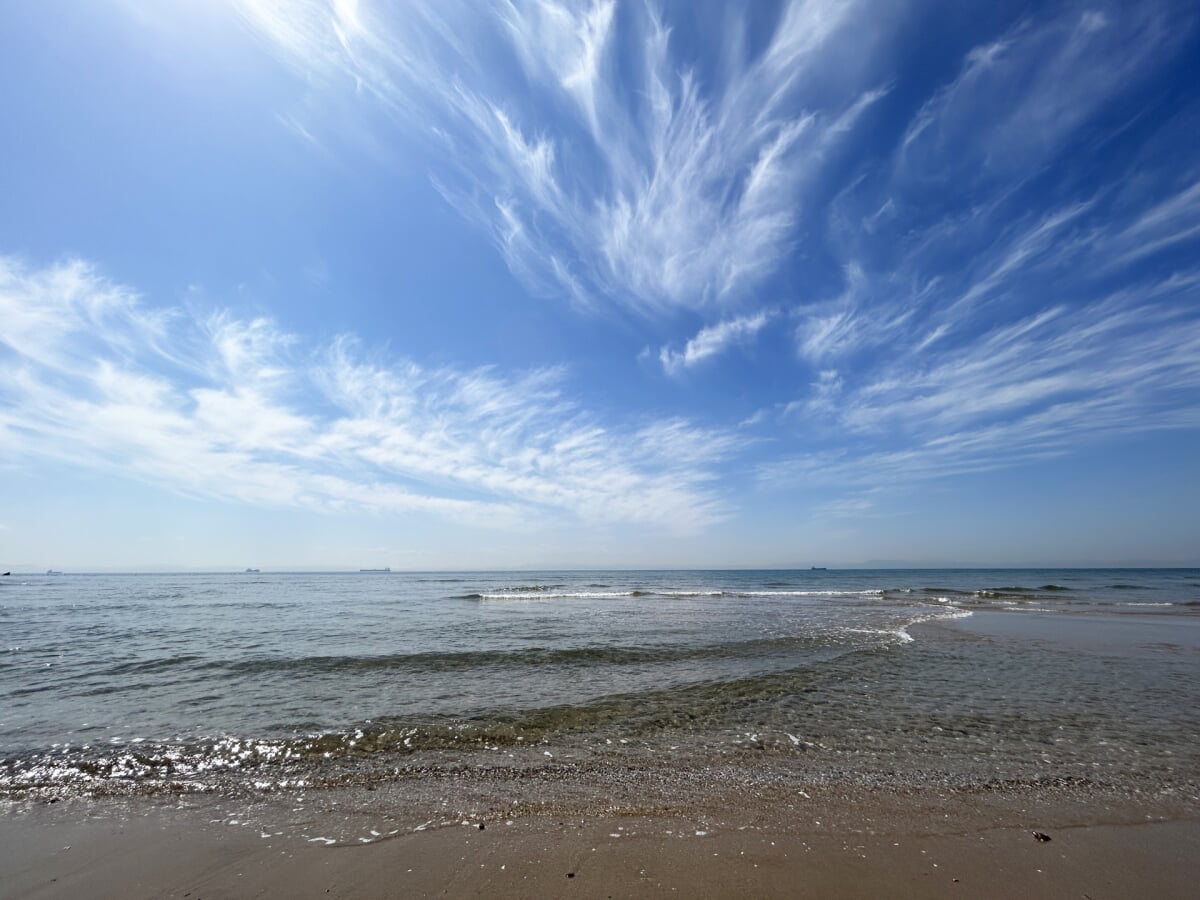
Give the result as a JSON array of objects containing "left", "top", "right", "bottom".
[{"left": 1, "top": 0, "right": 1198, "bottom": 571}]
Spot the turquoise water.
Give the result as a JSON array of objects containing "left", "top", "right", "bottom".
[{"left": 2, "top": 569, "right": 1197, "bottom": 797}]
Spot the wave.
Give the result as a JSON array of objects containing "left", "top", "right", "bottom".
[
  {"left": 202, "top": 635, "right": 852, "bottom": 677},
  {"left": 892, "top": 608, "right": 974, "bottom": 641},
  {"left": 14, "top": 636, "right": 887, "bottom": 700},
  {"left": 914, "top": 585, "right": 1093, "bottom": 607},
  {"left": 38, "top": 614, "right": 946, "bottom": 687},
  {"left": 0, "top": 605, "right": 969, "bottom": 798},
  {"left": 457, "top": 588, "right": 885, "bottom": 602},
  {"left": 0, "top": 638, "right": 904, "bottom": 797},
  {"left": 99, "top": 654, "right": 207, "bottom": 677},
  {"left": 735, "top": 589, "right": 884, "bottom": 598},
  {"left": 455, "top": 590, "right": 640, "bottom": 601}
]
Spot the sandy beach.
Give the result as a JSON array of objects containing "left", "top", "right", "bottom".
[{"left": 3, "top": 778, "right": 1197, "bottom": 899}]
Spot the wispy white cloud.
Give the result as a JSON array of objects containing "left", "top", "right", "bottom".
[
  {"left": 808, "top": 494, "right": 881, "bottom": 520},
  {"left": 1100, "top": 179, "right": 1200, "bottom": 269},
  {"left": 792, "top": 260, "right": 922, "bottom": 364},
  {"left": 497, "top": 0, "right": 615, "bottom": 136},
  {"left": 105, "top": 0, "right": 1200, "bottom": 529},
  {"left": 843, "top": 287, "right": 1200, "bottom": 436},
  {"left": 232, "top": 0, "right": 884, "bottom": 314},
  {"left": 0, "top": 257, "right": 737, "bottom": 531},
  {"left": 275, "top": 111, "right": 323, "bottom": 151},
  {"left": 762, "top": 2, "right": 1200, "bottom": 498},
  {"left": 659, "top": 311, "right": 772, "bottom": 375},
  {"left": 786, "top": 369, "right": 843, "bottom": 419},
  {"left": 765, "top": 256, "right": 1200, "bottom": 492},
  {"left": 899, "top": 4, "right": 1176, "bottom": 186}
]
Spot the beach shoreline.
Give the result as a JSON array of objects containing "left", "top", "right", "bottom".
[
  {"left": 4, "top": 774, "right": 1197, "bottom": 899},
  {"left": 4, "top": 586, "right": 1198, "bottom": 897}
]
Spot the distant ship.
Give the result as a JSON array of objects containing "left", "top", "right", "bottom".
[
  {"left": 360, "top": 567, "right": 391, "bottom": 573},
  {"left": 46, "top": 569, "right": 63, "bottom": 576},
  {"left": 810, "top": 566, "right": 827, "bottom": 571},
  {"left": 244, "top": 568, "right": 261, "bottom": 573}
]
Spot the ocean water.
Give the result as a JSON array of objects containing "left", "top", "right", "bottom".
[{"left": 2, "top": 568, "right": 1198, "bottom": 799}]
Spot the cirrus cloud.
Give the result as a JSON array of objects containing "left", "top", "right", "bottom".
[{"left": 0, "top": 256, "right": 739, "bottom": 531}]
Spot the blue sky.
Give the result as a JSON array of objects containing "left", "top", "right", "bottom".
[{"left": 1, "top": 0, "right": 1198, "bottom": 570}]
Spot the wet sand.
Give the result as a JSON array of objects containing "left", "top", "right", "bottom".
[{"left": 3, "top": 787, "right": 1197, "bottom": 899}]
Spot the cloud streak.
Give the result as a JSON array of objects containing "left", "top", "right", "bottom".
[
  {"left": 233, "top": 0, "right": 884, "bottom": 315},
  {"left": 659, "top": 311, "right": 772, "bottom": 375},
  {"left": 0, "top": 257, "right": 737, "bottom": 531},
  {"left": 898, "top": 5, "right": 1176, "bottom": 188},
  {"left": 763, "top": 1, "right": 1200, "bottom": 498}
]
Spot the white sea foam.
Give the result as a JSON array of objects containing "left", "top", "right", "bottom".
[
  {"left": 476, "top": 591, "right": 639, "bottom": 601},
  {"left": 733, "top": 590, "right": 885, "bottom": 598},
  {"left": 891, "top": 608, "right": 975, "bottom": 643},
  {"left": 845, "top": 626, "right": 916, "bottom": 645},
  {"left": 477, "top": 588, "right": 886, "bottom": 601}
]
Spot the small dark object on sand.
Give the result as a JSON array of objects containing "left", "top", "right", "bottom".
[
  {"left": 1033, "top": 831, "right": 1052, "bottom": 842},
  {"left": 567, "top": 872, "right": 575, "bottom": 878},
  {"left": 478, "top": 823, "right": 485, "bottom": 830}
]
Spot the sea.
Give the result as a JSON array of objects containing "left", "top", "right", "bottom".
[{"left": 2, "top": 568, "right": 1198, "bottom": 802}]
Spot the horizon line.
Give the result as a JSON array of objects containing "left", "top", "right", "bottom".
[{"left": 6, "top": 564, "right": 1199, "bottom": 576}]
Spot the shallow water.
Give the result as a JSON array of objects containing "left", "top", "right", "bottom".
[{"left": 2, "top": 568, "right": 1197, "bottom": 798}]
